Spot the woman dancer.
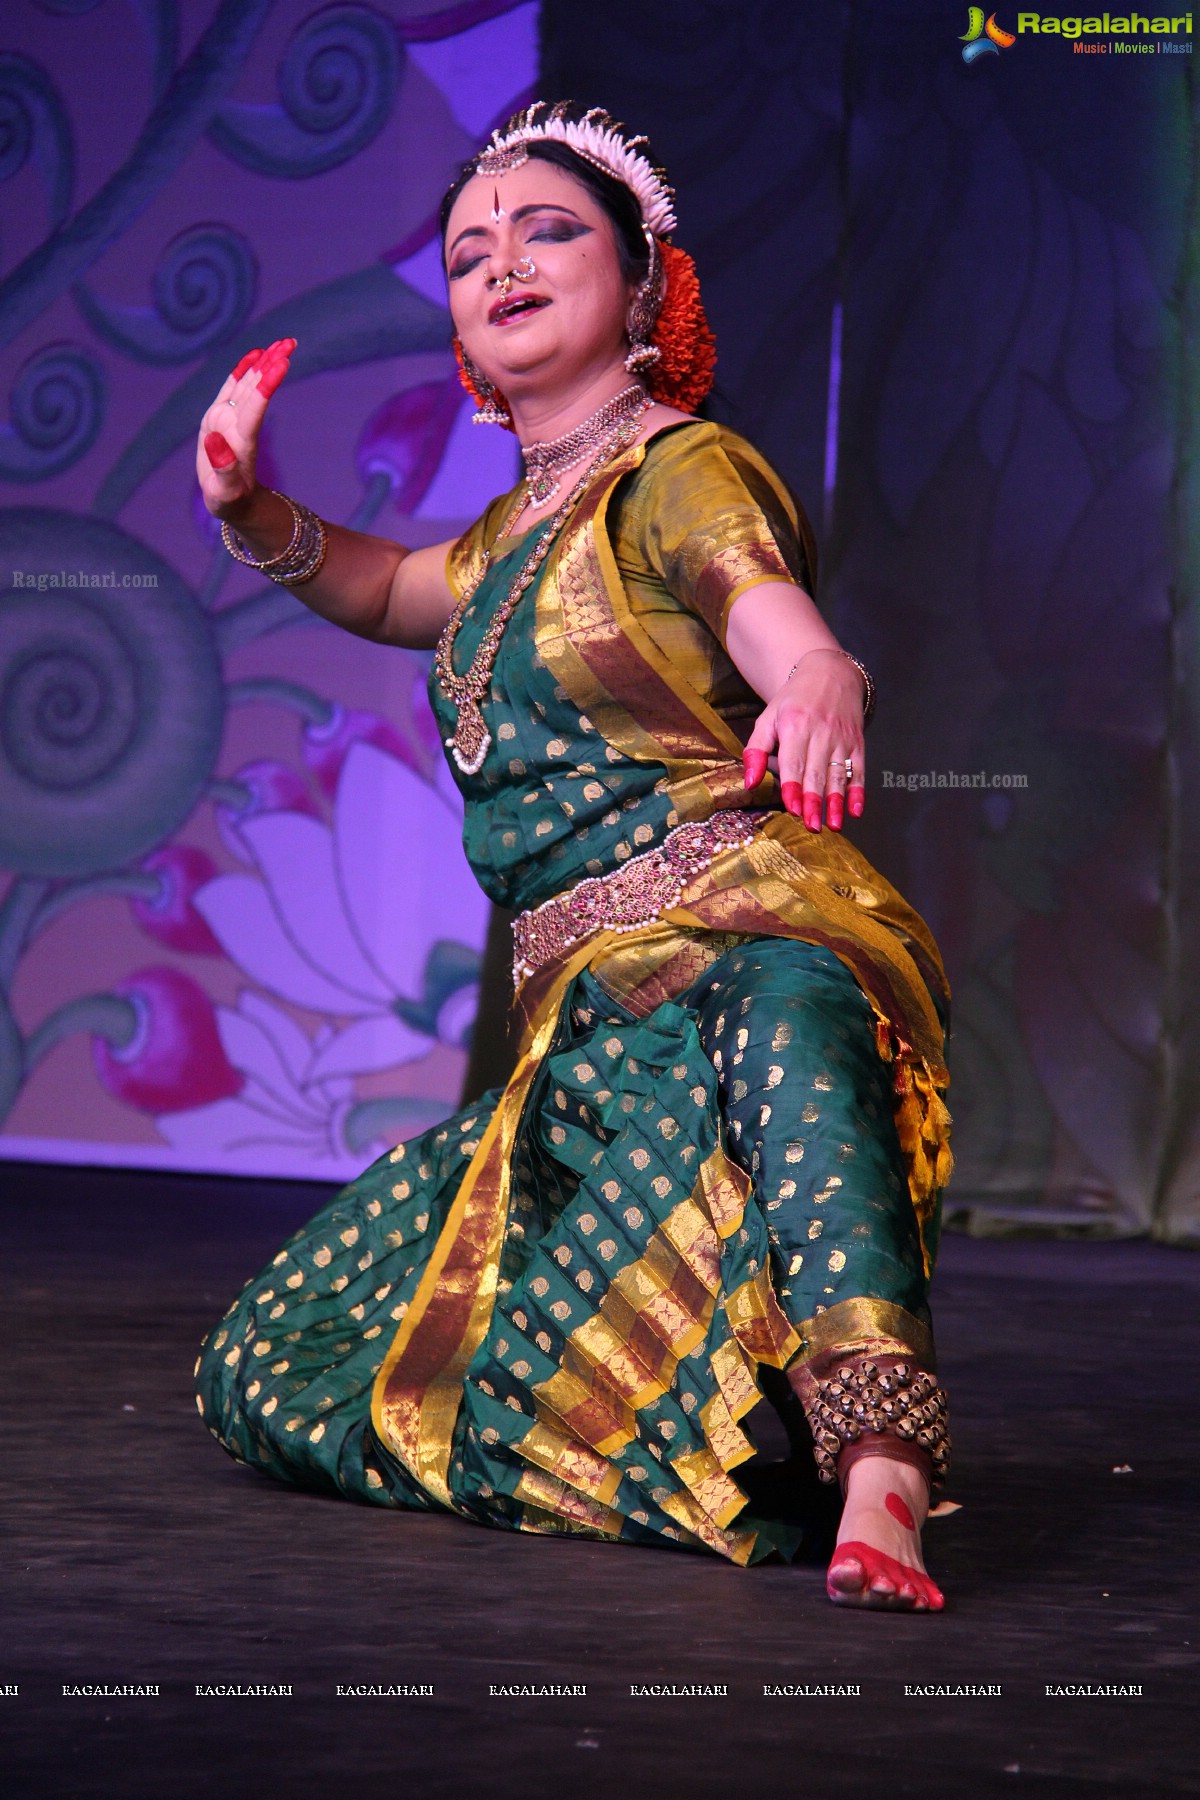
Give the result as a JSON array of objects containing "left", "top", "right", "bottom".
[{"left": 194, "top": 103, "right": 953, "bottom": 1611}]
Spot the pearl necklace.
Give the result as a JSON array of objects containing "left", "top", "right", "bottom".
[
  {"left": 522, "top": 384, "right": 650, "bottom": 504},
  {"left": 435, "top": 407, "right": 649, "bottom": 774}
]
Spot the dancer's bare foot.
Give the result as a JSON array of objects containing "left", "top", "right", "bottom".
[{"left": 826, "top": 1454, "right": 944, "bottom": 1612}]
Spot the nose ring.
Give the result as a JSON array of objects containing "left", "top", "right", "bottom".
[{"left": 495, "top": 257, "right": 538, "bottom": 302}]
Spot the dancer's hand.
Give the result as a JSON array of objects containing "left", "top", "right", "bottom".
[
  {"left": 742, "top": 647, "right": 867, "bottom": 831},
  {"left": 196, "top": 338, "right": 296, "bottom": 520}
]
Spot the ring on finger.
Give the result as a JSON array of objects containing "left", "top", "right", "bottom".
[
  {"left": 226, "top": 398, "right": 238, "bottom": 409},
  {"left": 828, "top": 756, "right": 854, "bottom": 782}
]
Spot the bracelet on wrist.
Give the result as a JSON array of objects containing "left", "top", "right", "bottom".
[
  {"left": 784, "top": 648, "right": 876, "bottom": 728},
  {"left": 221, "top": 489, "right": 329, "bottom": 588}
]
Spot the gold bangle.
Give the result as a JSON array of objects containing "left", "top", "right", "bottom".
[
  {"left": 220, "top": 490, "right": 303, "bottom": 570},
  {"left": 784, "top": 648, "right": 876, "bottom": 728}
]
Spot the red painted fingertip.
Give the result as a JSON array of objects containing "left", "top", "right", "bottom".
[
  {"left": 848, "top": 785, "right": 865, "bottom": 817},
  {"left": 742, "top": 749, "right": 768, "bottom": 790},
  {"left": 827, "top": 793, "right": 844, "bottom": 831},
  {"left": 802, "top": 791, "right": 822, "bottom": 832},
  {"left": 780, "top": 780, "right": 803, "bottom": 817},
  {"left": 203, "top": 431, "right": 238, "bottom": 470},
  {"left": 230, "top": 348, "right": 263, "bottom": 381},
  {"left": 256, "top": 357, "right": 290, "bottom": 399}
]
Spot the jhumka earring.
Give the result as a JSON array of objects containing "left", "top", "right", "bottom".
[
  {"left": 457, "top": 340, "right": 511, "bottom": 427},
  {"left": 624, "top": 233, "right": 664, "bottom": 376}
]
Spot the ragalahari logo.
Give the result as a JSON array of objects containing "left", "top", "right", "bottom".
[{"left": 961, "top": 7, "right": 1017, "bottom": 57}]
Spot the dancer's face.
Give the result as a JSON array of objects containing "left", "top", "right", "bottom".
[{"left": 444, "top": 160, "right": 634, "bottom": 405}]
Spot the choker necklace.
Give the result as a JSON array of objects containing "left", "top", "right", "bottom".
[
  {"left": 436, "top": 407, "right": 649, "bottom": 774},
  {"left": 522, "top": 384, "right": 650, "bottom": 504}
]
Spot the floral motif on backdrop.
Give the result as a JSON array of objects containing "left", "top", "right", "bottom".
[{"left": 0, "top": 0, "right": 539, "bottom": 1178}]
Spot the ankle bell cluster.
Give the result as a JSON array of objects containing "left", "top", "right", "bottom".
[{"left": 803, "top": 1356, "right": 951, "bottom": 1489}]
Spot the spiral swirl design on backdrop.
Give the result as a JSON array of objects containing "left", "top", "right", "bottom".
[
  {"left": 0, "top": 343, "right": 104, "bottom": 481},
  {"left": 75, "top": 223, "right": 259, "bottom": 365},
  {"left": 0, "top": 509, "right": 224, "bottom": 877},
  {"left": 208, "top": 4, "right": 402, "bottom": 178},
  {"left": 0, "top": 51, "right": 74, "bottom": 223}
]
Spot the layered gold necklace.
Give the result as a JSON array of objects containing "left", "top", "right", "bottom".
[{"left": 434, "top": 388, "right": 652, "bottom": 775}]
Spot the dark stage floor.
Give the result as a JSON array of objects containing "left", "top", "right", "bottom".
[{"left": 2, "top": 1160, "right": 1197, "bottom": 1799}]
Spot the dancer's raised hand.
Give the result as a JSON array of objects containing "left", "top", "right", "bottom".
[{"left": 196, "top": 338, "right": 296, "bottom": 519}]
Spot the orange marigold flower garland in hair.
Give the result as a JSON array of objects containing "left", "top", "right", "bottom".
[
  {"left": 452, "top": 242, "right": 717, "bottom": 424},
  {"left": 645, "top": 243, "right": 717, "bottom": 413}
]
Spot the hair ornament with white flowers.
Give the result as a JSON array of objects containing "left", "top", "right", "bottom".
[{"left": 474, "top": 101, "right": 678, "bottom": 239}]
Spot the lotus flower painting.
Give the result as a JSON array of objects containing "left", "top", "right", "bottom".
[{"left": 0, "top": 0, "right": 537, "bottom": 1179}]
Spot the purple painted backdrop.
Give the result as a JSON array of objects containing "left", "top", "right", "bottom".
[{"left": 0, "top": 0, "right": 538, "bottom": 1178}]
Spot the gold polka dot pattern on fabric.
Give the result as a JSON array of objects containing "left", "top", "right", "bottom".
[
  {"left": 808, "top": 1220, "right": 824, "bottom": 1240},
  {"left": 340, "top": 1226, "right": 359, "bottom": 1247},
  {"left": 813, "top": 1073, "right": 834, "bottom": 1091},
  {"left": 828, "top": 1249, "right": 847, "bottom": 1271},
  {"left": 802, "top": 1104, "right": 820, "bottom": 1124},
  {"left": 789, "top": 1253, "right": 804, "bottom": 1275}
]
